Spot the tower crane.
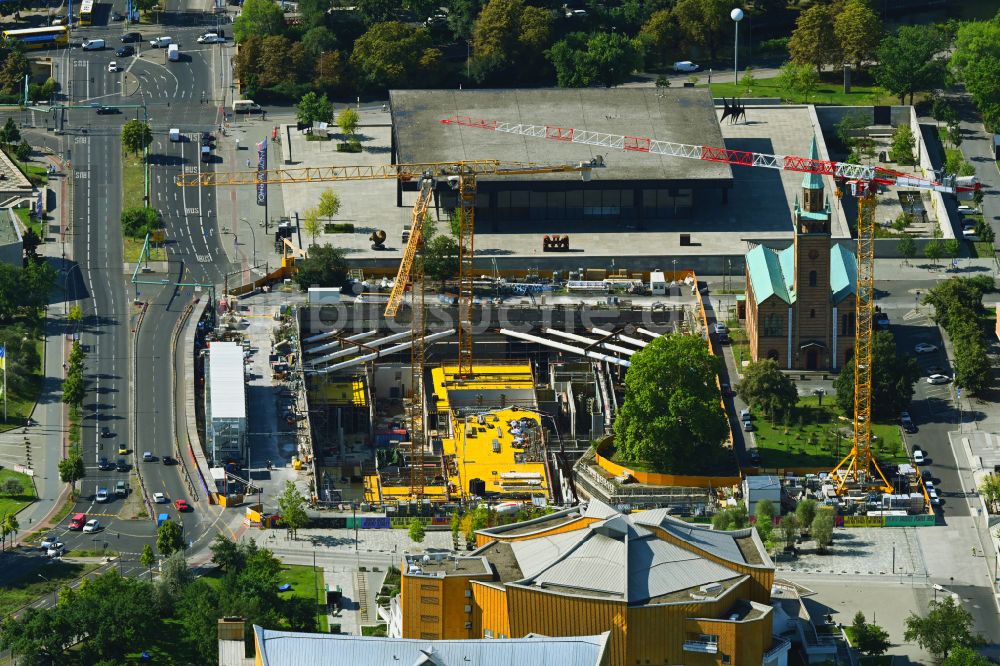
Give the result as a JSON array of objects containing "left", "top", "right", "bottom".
[
  {"left": 440, "top": 115, "right": 980, "bottom": 494},
  {"left": 177, "top": 159, "right": 591, "bottom": 498}
]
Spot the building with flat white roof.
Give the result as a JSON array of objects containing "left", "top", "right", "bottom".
[{"left": 206, "top": 342, "right": 247, "bottom": 465}]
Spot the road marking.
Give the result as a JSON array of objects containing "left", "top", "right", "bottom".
[
  {"left": 195, "top": 254, "right": 211, "bottom": 263},
  {"left": 185, "top": 207, "right": 200, "bottom": 215}
]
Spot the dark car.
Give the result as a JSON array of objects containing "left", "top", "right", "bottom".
[
  {"left": 900, "top": 411, "right": 916, "bottom": 434},
  {"left": 162, "top": 455, "right": 175, "bottom": 465},
  {"left": 874, "top": 311, "right": 889, "bottom": 331},
  {"left": 111, "top": 11, "right": 125, "bottom": 21},
  {"left": 100, "top": 426, "right": 114, "bottom": 438},
  {"left": 200, "top": 132, "right": 215, "bottom": 147},
  {"left": 116, "top": 45, "right": 135, "bottom": 57},
  {"left": 116, "top": 458, "right": 129, "bottom": 472},
  {"left": 748, "top": 448, "right": 761, "bottom": 464},
  {"left": 98, "top": 456, "right": 114, "bottom": 471},
  {"left": 96, "top": 106, "right": 119, "bottom": 115},
  {"left": 121, "top": 32, "right": 142, "bottom": 43}
]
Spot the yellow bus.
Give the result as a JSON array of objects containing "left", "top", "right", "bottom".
[
  {"left": 79, "top": 0, "right": 95, "bottom": 25},
  {"left": 1, "top": 26, "right": 70, "bottom": 49}
]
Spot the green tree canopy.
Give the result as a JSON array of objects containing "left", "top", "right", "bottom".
[
  {"left": 350, "top": 22, "right": 442, "bottom": 91},
  {"left": 639, "top": 9, "right": 678, "bottom": 68},
  {"left": 904, "top": 596, "right": 985, "bottom": 661},
  {"left": 612, "top": 334, "right": 728, "bottom": 473},
  {"left": 736, "top": 359, "right": 797, "bottom": 421},
  {"left": 156, "top": 519, "right": 185, "bottom": 556},
  {"left": 950, "top": 15, "right": 1000, "bottom": 131},
  {"left": 834, "top": 0, "right": 883, "bottom": 73},
  {"left": 875, "top": 24, "right": 949, "bottom": 105},
  {"left": 471, "top": 0, "right": 552, "bottom": 82},
  {"left": 336, "top": 108, "right": 360, "bottom": 138},
  {"left": 673, "top": 0, "right": 729, "bottom": 64},
  {"left": 293, "top": 243, "right": 349, "bottom": 290},
  {"left": 120, "top": 119, "right": 152, "bottom": 155},
  {"left": 942, "top": 647, "right": 993, "bottom": 666},
  {"left": 834, "top": 331, "right": 920, "bottom": 420},
  {"left": 0, "top": 117, "right": 21, "bottom": 145},
  {"left": 422, "top": 234, "right": 459, "bottom": 283},
  {"left": 233, "top": 0, "right": 286, "bottom": 43},
  {"left": 795, "top": 498, "right": 817, "bottom": 528},
  {"left": 811, "top": 510, "right": 834, "bottom": 552},
  {"left": 277, "top": 480, "right": 309, "bottom": 538},
  {"left": 897, "top": 234, "right": 915, "bottom": 263},
  {"left": 547, "top": 31, "right": 644, "bottom": 88},
  {"left": 120, "top": 206, "right": 163, "bottom": 239},
  {"left": 296, "top": 91, "right": 333, "bottom": 126},
  {"left": 888, "top": 124, "right": 916, "bottom": 165},
  {"left": 788, "top": 3, "right": 842, "bottom": 74},
  {"left": 408, "top": 518, "right": 426, "bottom": 542}
]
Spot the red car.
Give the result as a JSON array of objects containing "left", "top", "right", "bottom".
[{"left": 174, "top": 499, "right": 191, "bottom": 512}]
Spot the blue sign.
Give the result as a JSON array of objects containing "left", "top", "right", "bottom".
[{"left": 256, "top": 138, "right": 267, "bottom": 206}]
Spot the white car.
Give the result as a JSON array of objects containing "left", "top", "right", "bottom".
[
  {"left": 927, "top": 373, "right": 950, "bottom": 385},
  {"left": 957, "top": 205, "right": 978, "bottom": 215},
  {"left": 197, "top": 33, "right": 223, "bottom": 43},
  {"left": 153, "top": 492, "right": 167, "bottom": 503},
  {"left": 107, "top": 61, "right": 119, "bottom": 73},
  {"left": 913, "top": 450, "right": 925, "bottom": 465},
  {"left": 95, "top": 487, "right": 109, "bottom": 503},
  {"left": 713, "top": 322, "right": 728, "bottom": 335},
  {"left": 914, "top": 343, "right": 937, "bottom": 354},
  {"left": 82, "top": 519, "right": 101, "bottom": 533},
  {"left": 924, "top": 480, "right": 935, "bottom": 492},
  {"left": 46, "top": 542, "right": 65, "bottom": 557},
  {"left": 673, "top": 60, "right": 699, "bottom": 73},
  {"left": 40, "top": 534, "right": 60, "bottom": 549}
]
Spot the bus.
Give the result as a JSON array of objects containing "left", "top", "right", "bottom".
[
  {"left": 79, "top": 0, "right": 95, "bottom": 25},
  {"left": 1, "top": 26, "right": 69, "bottom": 49}
]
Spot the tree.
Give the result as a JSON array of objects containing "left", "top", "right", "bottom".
[
  {"left": 736, "top": 359, "right": 797, "bottom": 421},
  {"left": 742, "top": 66, "right": 756, "bottom": 93},
  {"left": 335, "top": 108, "right": 359, "bottom": 139},
  {"left": 295, "top": 91, "right": 333, "bottom": 127},
  {"left": 779, "top": 514, "right": 799, "bottom": 547},
  {"left": 639, "top": 9, "right": 678, "bottom": 68},
  {"left": 904, "top": 596, "right": 985, "bottom": 661},
  {"left": 897, "top": 234, "right": 915, "bottom": 265},
  {"left": 2, "top": 513, "right": 18, "bottom": 552},
  {"left": 711, "top": 503, "right": 748, "bottom": 531},
  {"left": 277, "top": 480, "right": 309, "bottom": 539},
  {"left": 317, "top": 190, "right": 342, "bottom": 223},
  {"left": 950, "top": 17, "right": 1000, "bottom": 131},
  {"left": 788, "top": 3, "right": 842, "bottom": 74},
  {"left": 875, "top": 25, "right": 948, "bottom": 105},
  {"left": 943, "top": 239, "right": 960, "bottom": 260},
  {"left": 834, "top": 331, "right": 920, "bottom": 421},
  {"left": 979, "top": 474, "right": 1000, "bottom": 513},
  {"left": 301, "top": 26, "right": 337, "bottom": 57},
  {"left": 313, "top": 50, "right": 345, "bottom": 91},
  {"left": 755, "top": 498, "right": 776, "bottom": 523},
  {"left": 2, "top": 477, "right": 23, "bottom": 495},
  {"left": 209, "top": 533, "right": 243, "bottom": 571},
  {"left": 795, "top": 498, "right": 817, "bottom": 529},
  {"left": 120, "top": 119, "right": 152, "bottom": 155},
  {"left": 293, "top": 244, "right": 348, "bottom": 290},
  {"left": 924, "top": 238, "right": 944, "bottom": 266},
  {"left": 356, "top": 0, "right": 395, "bottom": 24},
  {"left": 68, "top": 304, "right": 84, "bottom": 324},
  {"left": 302, "top": 208, "right": 322, "bottom": 248},
  {"left": 350, "top": 22, "right": 442, "bottom": 91},
  {"left": 673, "top": 0, "right": 729, "bottom": 64},
  {"left": 58, "top": 454, "right": 85, "bottom": 493},
  {"left": 834, "top": 0, "right": 882, "bottom": 73},
  {"left": 21, "top": 228, "right": 42, "bottom": 265},
  {"left": 548, "top": 32, "right": 644, "bottom": 88},
  {"left": 471, "top": 0, "right": 552, "bottom": 82},
  {"left": 931, "top": 97, "right": 957, "bottom": 129},
  {"left": 233, "top": 0, "right": 285, "bottom": 43},
  {"left": 140, "top": 543, "right": 156, "bottom": 580},
  {"left": 613, "top": 334, "right": 728, "bottom": 473},
  {"left": 156, "top": 519, "right": 185, "bottom": 556},
  {"left": 942, "top": 647, "right": 993, "bottom": 666},
  {"left": 0, "top": 117, "right": 20, "bottom": 145},
  {"left": 811, "top": 510, "right": 834, "bottom": 552},
  {"left": 422, "top": 234, "right": 459, "bottom": 283},
  {"left": 777, "top": 61, "right": 819, "bottom": 101},
  {"left": 158, "top": 549, "right": 192, "bottom": 602},
  {"left": 408, "top": 518, "right": 426, "bottom": 542},
  {"left": 297, "top": 0, "right": 330, "bottom": 30},
  {"left": 13, "top": 138, "right": 30, "bottom": 162},
  {"left": 888, "top": 125, "right": 916, "bottom": 166},
  {"left": 120, "top": 206, "right": 163, "bottom": 239}
]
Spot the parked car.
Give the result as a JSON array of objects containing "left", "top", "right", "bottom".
[
  {"left": 47, "top": 543, "right": 65, "bottom": 557},
  {"left": 927, "top": 373, "right": 951, "bottom": 385},
  {"left": 748, "top": 449, "right": 761, "bottom": 464},
  {"left": 900, "top": 412, "right": 916, "bottom": 433},
  {"left": 121, "top": 32, "right": 143, "bottom": 43},
  {"left": 115, "top": 45, "right": 135, "bottom": 57},
  {"left": 713, "top": 322, "right": 728, "bottom": 335},
  {"left": 673, "top": 60, "right": 699, "bottom": 72},
  {"left": 40, "top": 534, "right": 60, "bottom": 549},
  {"left": 82, "top": 519, "right": 101, "bottom": 533},
  {"left": 957, "top": 205, "right": 978, "bottom": 215},
  {"left": 913, "top": 449, "right": 926, "bottom": 465},
  {"left": 174, "top": 499, "right": 191, "bottom": 512},
  {"left": 914, "top": 343, "right": 937, "bottom": 354},
  {"left": 111, "top": 11, "right": 125, "bottom": 21}
]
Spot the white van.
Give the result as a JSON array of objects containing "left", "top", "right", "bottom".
[
  {"left": 232, "top": 99, "right": 261, "bottom": 114},
  {"left": 82, "top": 38, "right": 105, "bottom": 50},
  {"left": 167, "top": 43, "right": 179, "bottom": 61},
  {"left": 149, "top": 36, "right": 172, "bottom": 48},
  {"left": 169, "top": 128, "right": 181, "bottom": 142}
]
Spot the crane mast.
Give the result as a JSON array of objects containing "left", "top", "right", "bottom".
[{"left": 441, "top": 115, "right": 979, "bottom": 493}]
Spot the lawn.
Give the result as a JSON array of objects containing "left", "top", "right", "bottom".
[
  {"left": 0, "top": 338, "right": 45, "bottom": 432},
  {"left": 707, "top": 75, "right": 888, "bottom": 106},
  {"left": 123, "top": 236, "right": 166, "bottom": 263},
  {"left": 753, "top": 396, "right": 907, "bottom": 469},
  {"left": 1, "top": 147, "right": 48, "bottom": 187},
  {"left": 278, "top": 563, "right": 329, "bottom": 631},
  {"left": 0, "top": 467, "right": 36, "bottom": 517},
  {"left": 970, "top": 241, "right": 994, "bottom": 259},
  {"left": 13, "top": 206, "right": 45, "bottom": 238},
  {"left": 0, "top": 560, "right": 100, "bottom": 617},
  {"left": 121, "top": 152, "right": 166, "bottom": 263}
]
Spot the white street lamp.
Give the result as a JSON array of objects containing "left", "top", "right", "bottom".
[{"left": 731, "top": 8, "right": 744, "bottom": 86}]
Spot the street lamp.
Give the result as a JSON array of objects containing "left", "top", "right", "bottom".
[
  {"left": 731, "top": 8, "right": 744, "bottom": 86},
  {"left": 239, "top": 217, "right": 258, "bottom": 270}
]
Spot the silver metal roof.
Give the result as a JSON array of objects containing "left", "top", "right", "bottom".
[
  {"left": 254, "top": 626, "right": 609, "bottom": 666},
  {"left": 209, "top": 342, "right": 246, "bottom": 420},
  {"left": 652, "top": 518, "right": 748, "bottom": 565}
]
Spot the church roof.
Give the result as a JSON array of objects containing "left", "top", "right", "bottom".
[
  {"left": 745, "top": 243, "right": 857, "bottom": 306},
  {"left": 801, "top": 136, "right": 825, "bottom": 191}
]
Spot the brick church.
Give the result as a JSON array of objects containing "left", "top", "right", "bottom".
[{"left": 744, "top": 138, "right": 857, "bottom": 371}]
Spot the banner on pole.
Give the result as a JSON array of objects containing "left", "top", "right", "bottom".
[{"left": 256, "top": 138, "right": 267, "bottom": 207}]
